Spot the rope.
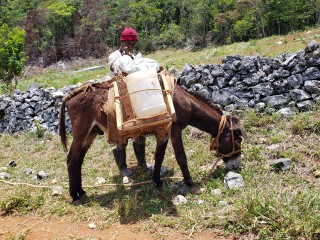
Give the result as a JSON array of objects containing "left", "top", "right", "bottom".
[
  {"left": 0, "top": 177, "right": 184, "bottom": 190},
  {"left": 114, "top": 88, "right": 172, "bottom": 101},
  {"left": 209, "top": 115, "right": 227, "bottom": 151},
  {"left": 209, "top": 114, "right": 241, "bottom": 159}
]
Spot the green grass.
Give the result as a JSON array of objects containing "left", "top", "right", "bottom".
[{"left": 1, "top": 105, "right": 320, "bottom": 238}]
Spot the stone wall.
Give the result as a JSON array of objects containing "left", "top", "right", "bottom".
[
  {"left": 0, "top": 83, "right": 76, "bottom": 133},
  {"left": 178, "top": 40, "right": 320, "bottom": 114},
  {"left": 0, "top": 41, "right": 319, "bottom": 133}
]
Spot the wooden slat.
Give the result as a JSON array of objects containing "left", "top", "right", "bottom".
[
  {"left": 119, "top": 118, "right": 172, "bottom": 137},
  {"left": 118, "top": 80, "right": 135, "bottom": 121},
  {"left": 121, "top": 113, "right": 171, "bottom": 129},
  {"left": 161, "top": 72, "right": 176, "bottom": 122},
  {"left": 114, "top": 81, "right": 124, "bottom": 132}
]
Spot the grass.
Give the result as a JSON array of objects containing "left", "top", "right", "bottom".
[
  {"left": 1, "top": 106, "right": 320, "bottom": 239},
  {"left": 0, "top": 26, "right": 320, "bottom": 239}
]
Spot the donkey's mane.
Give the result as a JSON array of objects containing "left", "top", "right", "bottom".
[{"left": 178, "top": 86, "right": 223, "bottom": 115}]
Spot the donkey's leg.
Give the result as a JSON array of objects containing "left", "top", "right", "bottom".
[
  {"left": 152, "top": 136, "right": 169, "bottom": 187},
  {"left": 170, "top": 125, "right": 193, "bottom": 186},
  {"left": 67, "top": 128, "right": 98, "bottom": 204},
  {"left": 171, "top": 126, "right": 202, "bottom": 194},
  {"left": 76, "top": 130, "right": 99, "bottom": 199},
  {"left": 67, "top": 140, "right": 84, "bottom": 202}
]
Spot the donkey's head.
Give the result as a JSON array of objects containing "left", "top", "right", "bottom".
[{"left": 210, "top": 115, "right": 249, "bottom": 170}]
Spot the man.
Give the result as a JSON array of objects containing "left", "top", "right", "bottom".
[
  {"left": 108, "top": 27, "right": 148, "bottom": 177},
  {"left": 108, "top": 27, "right": 138, "bottom": 77}
]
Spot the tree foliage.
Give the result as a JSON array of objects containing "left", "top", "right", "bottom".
[
  {"left": 0, "top": 24, "right": 25, "bottom": 91},
  {"left": 1, "top": 0, "right": 319, "bottom": 66}
]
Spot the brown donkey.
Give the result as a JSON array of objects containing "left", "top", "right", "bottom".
[{"left": 59, "top": 83, "right": 248, "bottom": 204}]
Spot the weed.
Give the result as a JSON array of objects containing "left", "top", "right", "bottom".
[{"left": 1, "top": 190, "right": 45, "bottom": 215}]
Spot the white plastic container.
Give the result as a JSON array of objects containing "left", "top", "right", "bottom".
[{"left": 124, "top": 69, "right": 167, "bottom": 118}]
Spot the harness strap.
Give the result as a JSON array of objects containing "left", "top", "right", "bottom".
[
  {"left": 209, "top": 115, "right": 227, "bottom": 151},
  {"left": 209, "top": 114, "right": 241, "bottom": 158}
]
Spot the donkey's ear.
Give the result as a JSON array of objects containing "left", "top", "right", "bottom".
[
  {"left": 240, "top": 128, "right": 251, "bottom": 142},
  {"left": 231, "top": 116, "right": 251, "bottom": 142}
]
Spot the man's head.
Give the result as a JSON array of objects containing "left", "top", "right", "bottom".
[{"left": 120, "top": 27, "right": 138, "bottom": 55}]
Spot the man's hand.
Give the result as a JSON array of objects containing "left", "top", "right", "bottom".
[{"left": 112, "top": 63, "right": 119, "bottom": 76}]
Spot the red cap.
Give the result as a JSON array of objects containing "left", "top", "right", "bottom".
[{"left": 120, "top": 27, "right": 138, "bottom": 42}]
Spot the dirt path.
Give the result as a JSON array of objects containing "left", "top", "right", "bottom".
[{"left": 0, "top": 215, "right": 234, "bottom": 240}]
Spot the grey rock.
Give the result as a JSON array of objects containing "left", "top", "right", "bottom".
[
  {"left": 173, "top": 195, "right": 188, "bottom": 205},
  {"left": 287, "top": 74, "right": 304, "bottom": 89},
  {"left": 305, "top": 40, "right": 319, "bottom": 52},
  {"left": 24, "top": 168, "right": 33, "bottom": 174},
  {"left": 263, "top": 95, "right": 291, "bottom": 108},
  {"left": 302, "top": 67, "right": 320, "bottom": 80},
  {"left": 304, "top": 80, "right": 320, "bottom": 94},
  {"left": 224, "top": 171, "right": 244, "bottom": 189},
  {"left": 290, "top": 89, "right": 311, "bottom": 102},
  {"left": 0, "top": 172, "right": 11, "bottom": 179},
  {"left": 252, "top": 82, "right": 274, "bottom": 96},
  {"left": 296, "top": 100, "right": 313, "bottom": 111},
  {"left": 269, "top": 158, "right": 293, "bottom": 171},
  {"left": 277, "top": 107, "right": 296, "bottom": 117},
  {"left": 254, "top": 102, "right": 266, "bottom": 112},
  {"left": 37, "top": 170, "right": 49, "bottom": 180}
]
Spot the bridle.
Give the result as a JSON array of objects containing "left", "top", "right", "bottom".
[{"left": 209, "top": 114, "right": 241, "bottom": 159}]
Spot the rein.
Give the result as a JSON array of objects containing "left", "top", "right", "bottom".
[{"left": 209, "top": 114, "right": 241, "bottom": 159}]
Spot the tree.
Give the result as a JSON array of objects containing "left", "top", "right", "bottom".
[{"left": 0, "top": 23, "right": 26, "bottom": 91}]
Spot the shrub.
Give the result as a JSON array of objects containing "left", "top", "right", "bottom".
[{"left": 0, "top": 23, "right": 26, "bottom": 92}]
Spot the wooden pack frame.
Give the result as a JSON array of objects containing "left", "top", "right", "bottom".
[{"left": 114, "top": 69, "right": 176, "bottom": 143}]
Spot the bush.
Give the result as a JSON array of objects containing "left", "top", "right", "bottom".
[
  {"left": 156, "top": 24, "right": 185, "bottom": 49},
  {"left": 0, "top": 23, "right": 26, "bottom": 92}
]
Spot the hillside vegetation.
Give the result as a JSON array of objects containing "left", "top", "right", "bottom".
[
  {"left": 0, "top": 27, "right": 320, "bottom": 239},
  {"left": 11, "top": 25, "right": 320, "bottom": 93},
  {"left": 1, "top": 0, "right": 320, "bottom": 66}
]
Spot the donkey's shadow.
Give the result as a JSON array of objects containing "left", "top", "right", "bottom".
[{"left": 89, "top": 167, "right": 179, "bottom": 224}]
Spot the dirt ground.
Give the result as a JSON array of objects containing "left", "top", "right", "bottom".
[{"left": 0, "top": 215, "right": 235, "bottom": 240}]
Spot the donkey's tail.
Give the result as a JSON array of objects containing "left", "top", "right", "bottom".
[{"left": 59, "top": 100, "right": 68, "bottom": 152}]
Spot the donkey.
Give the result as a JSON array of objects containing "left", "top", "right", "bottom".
[{"left": 59, "top": 82, "right": 248, "bottom": 204}]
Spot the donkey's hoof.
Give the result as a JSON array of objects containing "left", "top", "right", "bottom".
[
  {"left": 121, "top": 168, "right": 133, "bottom": 177},
  {"left": 190, "top": 185, "right": 202, "bottom": 195},
  {"left": 72, "top": 199, "right": 83, "bottom": 206}
]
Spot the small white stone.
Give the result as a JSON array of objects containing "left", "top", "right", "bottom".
[
  {"left": 173, "top": 195, "right": 187, "bottom": 206},
  {"left": 52, "top": 187, "right": 63, "bottom": 196},
  {"left": 218, "top": 201, "right": 228, "bottom": 207},
  {"left": 198, "top": 199, "right": 204, "bottom": 204},
  {"left": 212, "top": 189, "right": 222, "bottom": 195},
  {"left": 267, "top": 144, "right": 280, "bottom": 150},
  {"left": 95, "top": 177, "right": 106, "bottom": 185},
  {"left": 52, "top": 91, "right": 64, "bottom": 98},
  {"left": 123, "top": 176, "right": 130, "bottom": 184},
  {"left": 0, "top": 172, "right": 11, "bottom": 179},
  {"left": 88, "top": 223, "right": 96, "bottom": 229}
]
